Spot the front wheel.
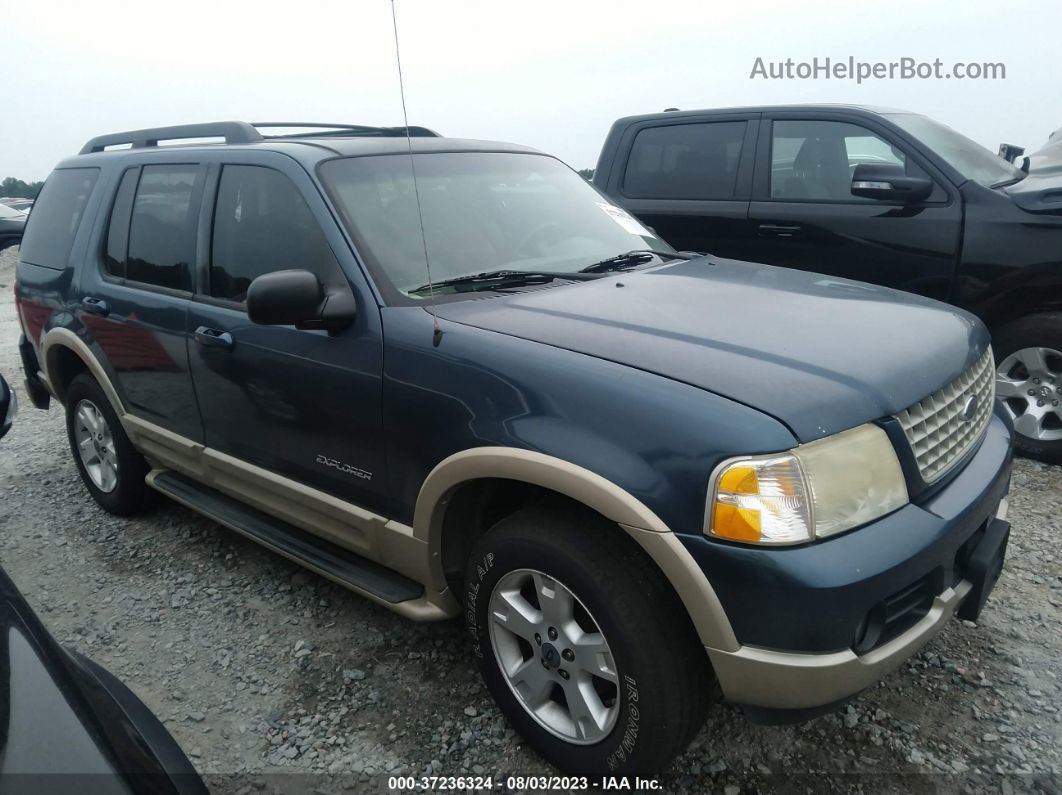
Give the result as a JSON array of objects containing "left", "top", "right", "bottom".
[
  {"left": 464, "top": 503, "right": 711, "bottom": 776},
  {"left": 994, "top": 313, "right": 1062, "bottom": 464}
]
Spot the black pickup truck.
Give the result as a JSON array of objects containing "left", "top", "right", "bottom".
[{"left": 594, "top": 105, "right": 1062, "bottom": 462}]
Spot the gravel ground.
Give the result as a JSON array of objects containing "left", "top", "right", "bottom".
[{"left": 1, "top": 245, "right": 1060, "bottom": 794}]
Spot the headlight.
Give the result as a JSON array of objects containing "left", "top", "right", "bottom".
[{"left": 707, "top": 424, "right": 908, "bottom": 545}]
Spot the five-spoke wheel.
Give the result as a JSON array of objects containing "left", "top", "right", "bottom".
[
  {"left": 64, "top": 373, "right": 155, "bottom": 514},
  {"left": 73, "top": 399, "right": 119, "bottom": 492},
  {"left": 488, "top": 569, "right": 619, "bottom": 744},
  {"left": 466, "top": 503, "right": 711, "bottom": 775}
]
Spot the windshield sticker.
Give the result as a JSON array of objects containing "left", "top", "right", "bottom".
[{"left": 596, "top": 202, "right": 656, "bottom": 238}]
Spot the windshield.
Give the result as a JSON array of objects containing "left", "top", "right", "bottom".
[
  {"left": 886, "top": 113, "right": 1024, "bottom": 187},
  {"left": 319, "top": 152, "right": 674, "bottom": 301}
]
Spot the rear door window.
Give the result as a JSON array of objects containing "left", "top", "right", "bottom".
[
  {"left": 623, "top": 122, "right": 747, "bottom": 199},
  {"left": 125, "top": 165, "right": 203, "bottom": 291},
  {"left": 18, "top": 168, "right": 99, "bottom": 270}
]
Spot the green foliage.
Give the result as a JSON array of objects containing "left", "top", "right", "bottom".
[
  {"left": 1, "top": 177, "right": 45, "bottom": 199},
  {"left": 577, "top": 168, "right": 595, "bottom": 181}
]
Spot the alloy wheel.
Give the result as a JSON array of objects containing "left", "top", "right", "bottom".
[
  {"left": 73, "top": 399, "right": 119, "bottom": 492},
  {"left": 488, "top": 568, "right": 620, "bottom": 744},
  {"left": 996, "top": 346, "right": 1062, "bottom": 442}
]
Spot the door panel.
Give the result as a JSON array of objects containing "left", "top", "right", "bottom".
[
  {"left": 187, "top": 156, "right": 388, "bottom": 512},
  {"left": 746, "top": 117, "right": 962, "bottom": 299},
  {"left": 187, "top": 303, "right": 388, "bottom": 507}
]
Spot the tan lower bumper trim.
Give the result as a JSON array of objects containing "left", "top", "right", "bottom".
[{"left": 706, "top": 579, "right": 973, "bottom": 709}]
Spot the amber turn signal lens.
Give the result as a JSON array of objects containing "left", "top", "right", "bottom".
[{"left": 708, "top": 455, "right": 812, "bottom": 545}]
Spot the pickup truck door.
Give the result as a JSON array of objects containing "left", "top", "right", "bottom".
[
  {"left": 598, "top": 114, "right": 758, "bottom": 258},
  {"left": 185, "top": 152, "right": 390, "bottom": 516},
  {"left": 746, "top": 112, "right": 962, "bottom": 300}
]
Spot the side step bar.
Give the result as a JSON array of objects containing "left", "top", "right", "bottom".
[{"left": 148, "top": 470, "right": 425, "bottom": 604}]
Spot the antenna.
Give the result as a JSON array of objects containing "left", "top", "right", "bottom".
[{"left": 390, "top": 0, "right": 442, "bottom": 346}]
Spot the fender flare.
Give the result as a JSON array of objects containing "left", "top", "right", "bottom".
[
  {"left": 40, "top": 328, "right": 127, "bottom": 418},
  {"left": 414, "top": 446, "right": 739, "bottom": 652}
]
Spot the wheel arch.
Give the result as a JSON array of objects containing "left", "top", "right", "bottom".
[
  {"left": 415, "top": 446, "right": 739, "bottom": 652},
  {"left": 41, "top": 328, "right": 125, "bottom": 416}
]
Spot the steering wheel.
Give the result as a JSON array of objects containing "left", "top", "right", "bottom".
[{"left": 513, "top": 221, "right": 565, "bottom": 259}]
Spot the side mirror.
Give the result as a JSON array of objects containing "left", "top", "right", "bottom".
[
  {"left": 246, "top": 269, "right": 356, "bottom": 332},
  {"left": 851, "top": 164, "right": 933, "bottom": 203}
]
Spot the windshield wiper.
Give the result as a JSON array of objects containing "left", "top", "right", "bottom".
[
  {"left": 579, "top": 249, "right": 693, "bottom": 274},
  {"left": 407, "top": 269, "right": 600, "bottom": 295}
]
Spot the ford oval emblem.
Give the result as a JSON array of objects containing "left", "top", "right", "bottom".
[{"left": 962, "top": 395, "right": 979, "bottom": 422}]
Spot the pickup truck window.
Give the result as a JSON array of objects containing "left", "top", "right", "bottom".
[
  {"left": 320, "top": 152, "right": 672, "bottom": 303},
  {"left": 771, "top": 120, "right": 907, "bottom": 202},
  {"left": 623, "top": 122, "right": 746, "bottom": 200},
  {"left": 885, "top": 112, "right": 1024, "bottom": 188}
]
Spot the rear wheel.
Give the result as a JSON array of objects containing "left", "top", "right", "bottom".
[
  {"left": 65, "top": 373, "right": 156, "bottom": 514},
  {"left": 464, "top": 502, "right": 711, "bottom": 775},
  {"left": 994, "top": 314, "right": 1062, "bottom": 464}
]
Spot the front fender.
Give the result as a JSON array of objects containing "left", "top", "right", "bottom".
[{"left": 414, "top": 446, "right": 740, "bottom": 652}]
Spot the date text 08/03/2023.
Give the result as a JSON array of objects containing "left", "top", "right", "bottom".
[{"left": 387, "top": 774, "right": 664, "bottom": 790}]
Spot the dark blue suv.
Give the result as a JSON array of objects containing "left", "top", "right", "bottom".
[{"left": 15, "top": 121, "right": 1013, "bottom": 775}]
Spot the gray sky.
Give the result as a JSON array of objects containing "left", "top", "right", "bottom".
[{"left": 3, "top": 0, "right": 1059, "bottom": 181}]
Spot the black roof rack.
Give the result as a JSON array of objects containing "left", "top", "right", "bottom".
[
  {"left": 79, "top": 120, "right": 440, "bottom": 155},
  {"left": 252, "top": 122, "right": 440, "bottom": 138},
  {"left": 79, "top": 121, "right": 262, "bottom": 154}
]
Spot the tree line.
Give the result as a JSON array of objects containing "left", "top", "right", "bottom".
[{"left": 1, "top": 177, "right": 45, "bottom": 199}]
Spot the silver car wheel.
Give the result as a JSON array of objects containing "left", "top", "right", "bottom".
[
  {"left": 73, "top": 399, "right": 119, "bottom": 493},
  {"left": 996, "top": 347, "right": 1062, "bottom": 442},
  {"left": 488, "top": 568, "right": 620, "bottom": 745}
]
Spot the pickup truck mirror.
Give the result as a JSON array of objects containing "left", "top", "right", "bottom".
[
  {"left": 851, "top": 164, "right": 933, "bottom": 203},
  {"left": 246, "top": 269, "right": 356, "bottom": 332}
]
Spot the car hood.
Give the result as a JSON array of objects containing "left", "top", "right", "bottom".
[{"left": 433, "top": 257, "right": 988, "bottom": 442}]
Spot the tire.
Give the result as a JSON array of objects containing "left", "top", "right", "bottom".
[
  {"left": 464, "top": 502, "right": 711, "bottom": 776},
  {"left": 993, "top": 313, "right": 1062, "bottom": 464},
  {"left": 65, "top": 373, "right": 157, "bottom": 514}
]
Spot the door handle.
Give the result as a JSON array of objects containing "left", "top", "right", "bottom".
[
  {"left": 194, "top": 326, "right": 234, "bottom": 350},
  {"left": 758, "top": 223, "right": 803, "bottom": 238},
  {"left": 80, "top": 296, "right": 110, "bottom": 316}
]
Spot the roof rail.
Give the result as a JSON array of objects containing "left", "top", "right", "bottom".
[
  {"left": 251, "top": 122, "right": 440, "bottom": 138},
  {"left": 78, "top": 121, "right": 263, "bottom": 155}
]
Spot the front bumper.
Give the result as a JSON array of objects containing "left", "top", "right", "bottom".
[{"left": 689, "top": 412, "right": 1013, "bottom": 712}]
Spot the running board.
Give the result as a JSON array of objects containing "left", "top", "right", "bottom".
[{"left": 148, "top": 470, "right": 425, "bottom": 604}]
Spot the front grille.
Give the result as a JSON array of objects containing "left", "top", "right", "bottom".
[{"left": 895, "top": 348, "right": 995, "bottom": 483}]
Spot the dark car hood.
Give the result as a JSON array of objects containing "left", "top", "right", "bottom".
[
  {"left": 433, "top": 257, "right": 988, "bottom": 442},
  {"left": 0, "top": 568, "right": 205, "bottom": 793}
]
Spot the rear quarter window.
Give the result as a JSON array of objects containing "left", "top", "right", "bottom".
[{"left": 18, "top": 168, "right": 100, "bottom": 270}]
